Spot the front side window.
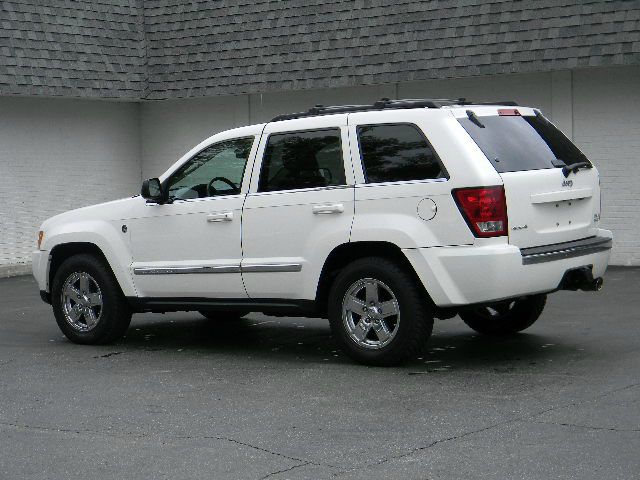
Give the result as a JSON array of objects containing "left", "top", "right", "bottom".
[
  {"left": 167, "top": 137, "right": 254, "bottom": 201},
  {"left": 258, "top": 129, "right": 346, "bottom": 192},
  {"left": 357, "top": 124, "right": 447, "bottom": 183}
]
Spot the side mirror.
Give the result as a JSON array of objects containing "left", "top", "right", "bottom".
[{"left": 141, "top": 178, "right": 166, "bottom": 204}]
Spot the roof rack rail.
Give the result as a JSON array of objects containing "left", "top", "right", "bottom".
[
  {"left": 270, "top": 98, "right": 519, "bottom": 122},
  {"left": 472, "top": 100, "right": 519, "bottom": 107}
]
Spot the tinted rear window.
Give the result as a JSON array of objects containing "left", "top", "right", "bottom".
[
  {"left": 357, "top": 123, "right": 447, "bottom": 183},
  {"left": 458, "top": 114, "right": 590, "bottom": 173}
]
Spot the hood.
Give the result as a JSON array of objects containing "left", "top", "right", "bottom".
[{"left": 41, "top": 196, "right": 141, "bottom": 231}]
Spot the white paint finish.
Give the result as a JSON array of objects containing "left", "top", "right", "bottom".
[
  {"left": 403, "top": 229, "right": 612, "bottom": 307},
  {"left": 242, "top": 186, "right": 355, "bottom": 299},
  {"left": 129, "top": 126, "right": 264, "bottom": 297},
  {"left": 346, "top": 109, "right": 484, "bottom": 249},
  {"left": 551, "top": 70, "right": 573, "bottom": 139},
  {"left": 128, "top": 195, "right": 247, "bottom": 298},
  {"left": 36, "top": 197, "right": 145, "bottom": 297},
  {"left": 572, "top": 66, "right": 640, "bottom": 266},
  {"left": 499, "top": 169, "right": 600, "bottom": 248},
  {"left": 242, "top": 120, "right": 355, "bottom": 299},
  {"left": 0, "top": 97, "right": 141, "bottom": 269},
  {"left": 140, "top": 96, "right": 250, "bottom": 179}
]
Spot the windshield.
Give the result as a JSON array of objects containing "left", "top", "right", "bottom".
[{"left": 458, "top": 113, "right": 590, "bottom": 173}]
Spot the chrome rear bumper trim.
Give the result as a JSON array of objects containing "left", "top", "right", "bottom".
[{"left": 520, "top": 236, "right": 612, "bottom": 265}]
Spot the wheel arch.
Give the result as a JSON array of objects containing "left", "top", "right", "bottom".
[
  {"left": 315, "top": 241, "right": 434, "bottom": 317},
  {"left": 48, "top": 242, "right": 127, "bottom": 297}
]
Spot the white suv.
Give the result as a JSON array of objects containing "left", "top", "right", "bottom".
[{"left": 32, "top": 99, "right": 612, "bottom": 365}]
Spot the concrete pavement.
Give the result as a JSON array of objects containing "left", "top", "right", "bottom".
[{"left": 1, "top": 268, "right": 639, "bottom": 479}]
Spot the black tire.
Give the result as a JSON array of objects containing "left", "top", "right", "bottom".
[
  {"left": 199, "top": 310, "right": 248, "bottom": 321},
  {"left": 328, "top": 257, "right": 434, "bottom": 366},
  {"left": 460, "top": 294, "right": 547, "bottom": 336},
  {"left": 51, "top": 254, "right": 132, "bottom": 345}
]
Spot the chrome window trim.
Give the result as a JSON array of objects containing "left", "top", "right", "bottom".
[
  {"left": 247, "top": 184, "right": 352, "bottom": 197},
  {"left": 354, "top": 177, "right": 449, "bottom": 188}
]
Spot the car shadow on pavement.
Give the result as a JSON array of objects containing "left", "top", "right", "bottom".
[{"left": 109, "top": 312, "right": 581, "bottom": 370}]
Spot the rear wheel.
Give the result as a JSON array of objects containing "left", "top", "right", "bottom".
[
  {"left": 328, "top": 257, "right": 433, "bottom": 366},
  {"left": 199, "top": 311, "right": 248, "bottom": 321},
  {"left": 51, "top": 254, "right": 132, "bottom": 344},
  {"left": 460, "top": 294, "right": 547, "bottom": 336}
]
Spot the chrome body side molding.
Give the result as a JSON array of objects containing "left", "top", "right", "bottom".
[
  {"left": 133, "top": 263, "right": 303, "bottom": 275},
  {"left": 133, "top": 265, "right": 241, "bottom": 275},
  {"left": 241, "top": 263, "right": 302, "bottom": 273}
]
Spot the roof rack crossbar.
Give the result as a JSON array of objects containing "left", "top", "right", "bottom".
[{"left": 270, "top": 98, "right": 519, "bottom": 122}]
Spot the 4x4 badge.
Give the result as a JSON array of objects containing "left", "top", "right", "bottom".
[{"left": 562, "top": 179, "right": 573, "bottom": 187}]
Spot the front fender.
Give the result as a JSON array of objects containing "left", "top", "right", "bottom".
[{"left": 43, "top": 220, "right": 138, "bottom": 297}]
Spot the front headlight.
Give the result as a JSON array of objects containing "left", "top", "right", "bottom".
[{"left": 37, "top": 230, "right": 45, "bottom": 250}]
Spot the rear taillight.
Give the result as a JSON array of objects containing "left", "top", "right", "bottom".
[{"left": 453, "top": 186, "right": 508, "bottom": 237}]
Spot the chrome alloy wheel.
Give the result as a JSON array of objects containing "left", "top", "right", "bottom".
[
  {"left": 61, "top": 272, "right": 103, "bottom": 332},
  {"left": 341, "top": 278, "right": 400, "bottom": 349}
]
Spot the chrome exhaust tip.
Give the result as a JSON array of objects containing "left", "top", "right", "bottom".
[
  {"left": 559, "top": 268, "right": 604, "bottom": 292},
  {"left": 580, "top": 277, "right": 603, "bottom": 292},
  {"left": 593, "top": 277, "right": 604, "bottom": 291}
]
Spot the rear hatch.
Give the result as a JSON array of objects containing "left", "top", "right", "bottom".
[{"left": 457, "top": 106, "right": 600, "bottom": 249}]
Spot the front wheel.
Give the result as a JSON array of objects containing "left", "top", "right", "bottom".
[
  {"left": 460, "top": 294, "right": 547, "bottom": 336},
  {"left": 51, "top": 254, "right": 132, "bottom": 344},
  {"left": 328, "top": 257, "right": 434, "bottom": 366}
]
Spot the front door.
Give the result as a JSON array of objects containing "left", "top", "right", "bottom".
[
  {"left": 130, "top": 135, "right": 256, "bottom": 298},
  {"left": 241, "top": 116, "right": 355, "bottom": 300}
]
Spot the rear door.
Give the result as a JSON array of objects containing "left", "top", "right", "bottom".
[
  {"left": 241, "top": 116, "right": 355, "bottom": 300},
  {"left": 456, "top": 107, "right": 601, "bottom": 248}
]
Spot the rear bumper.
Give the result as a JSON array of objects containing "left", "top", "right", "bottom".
[{"left": 404, "top": 229, "right": 612, "bottom": 307}]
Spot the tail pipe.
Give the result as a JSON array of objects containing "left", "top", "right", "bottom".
[{"left": 559, "top": 266, "right": 604, "bottom": 292}]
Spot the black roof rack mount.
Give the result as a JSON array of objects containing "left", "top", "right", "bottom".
[{"left": 271, "top": 98, "right": 519, "bottom": 122}]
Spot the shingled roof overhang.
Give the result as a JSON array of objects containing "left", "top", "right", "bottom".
[{"left": 1, "top": 0, "right": 639, "bottom": 100}]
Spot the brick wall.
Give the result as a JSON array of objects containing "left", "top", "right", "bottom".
[
  {"left": 573, "top": 66, "right": 640, "bottom": 266},
  {"left": 0, "top": 97, "right": 141, "bottom": 275}
]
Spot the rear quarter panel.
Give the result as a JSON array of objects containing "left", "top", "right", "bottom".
[{"left": 347, "top": 109, "right": 502, "bottom": 248}]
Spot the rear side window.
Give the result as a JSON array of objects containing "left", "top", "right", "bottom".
[
  {"left": 258, "top": 129, "right": 346, "bottom": 192},
  {"left": 357, "top": 123, "right": 447, "bottom": 183},
  {"left": 458, "top": 113, "right": 590, "bottom": 173}
]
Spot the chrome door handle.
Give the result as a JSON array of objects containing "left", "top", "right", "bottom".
[
  {"left": 312, "top": 203, "right": 344, "bottom": 215},
  {"left": 207, "top": 211, "right": 233, "bottom": 222}
]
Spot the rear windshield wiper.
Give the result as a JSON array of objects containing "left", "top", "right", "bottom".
[
  {"left": 562, "top": 161, "right": 592, "bottom": 177},
  {"left": 466, "top": 110, "right": 484, "bottom": 128}
]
